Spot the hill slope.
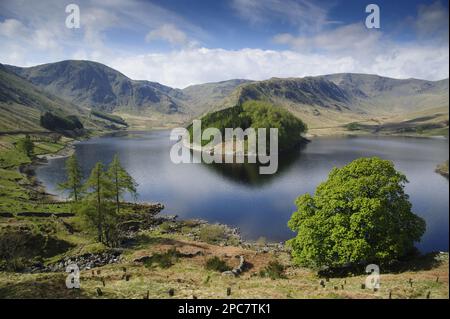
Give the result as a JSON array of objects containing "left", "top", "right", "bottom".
[
  {"left": 182, "top": 79, "right": 253, "bottom": 116},
  {"left": 4, "top": 60, "right": 448, "bottom": 133},
  {"left": 6, "top": 60, "right": 187, "bottom": 115},
  {"left": 0, "top": 64, "right": 93, "bottom": 132},
  {"left": 228, "top": 75, "right": 449, "bottom": 130}
]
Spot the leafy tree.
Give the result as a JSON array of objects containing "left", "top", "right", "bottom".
[
  {"left": 107, "top": 154, "right": 137, "bottom": 214},
  {"left": 241, "top": 100, "right": 307, "bottom": 151},
  {"left": 187, "top": 100, "right": 307, "bottom": 151},
  {"left": 16, "top": 135, "right": 34, "bottom": 158},
  {"left": 81, "top": 162, "right": 115, "bottom": 245},
  {"left": 40, "top": 112, "right": 83, "bottom": 131},
  {"left": 58, "top": 155, "right": 83, "bottom": 202},
  {"left": 287, "top": 157, "right": 426, "bottom": 268}
]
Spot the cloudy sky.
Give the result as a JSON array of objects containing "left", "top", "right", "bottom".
[{"left": 0, "top": 0, "right": 448, "bottom": 88}]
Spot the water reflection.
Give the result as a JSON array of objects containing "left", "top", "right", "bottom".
[{"left": 192, "top": 143, "right": 307, "bottom": 187}]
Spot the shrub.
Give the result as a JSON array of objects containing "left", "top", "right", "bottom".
[
  {"left": 159, "top": 221, "right": 177, "bottom": 233},
  {"left": 143, "top": 248, "right": 179, "bottom": 269},
  {"left": 91, "top": 110, "right": 128, "bottom": 126},
  {"left": 256, "top": 236, "right": 267, "bottom": 246},
  {"left": 16, "top": 135, "right": 34, "bottom": 158},
  {"left": 199, "top": 224, "right": 227, "bottom": 244},
  {"left": 205, "top": 256, "right": 231, "bottom": 272},
  {"left": 259, "top": 260, "right": 286, "bottom": 280},
  {"left": 40, "top": 112, "right": 83, "bottom": 132},
  {"left": 345, "top": 122, "right": 362, "bottom": 131}
]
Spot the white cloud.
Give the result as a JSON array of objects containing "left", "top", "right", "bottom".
[
  {"left": 273, "top": 23, "right": 382, "bottom": 55},
  {"left": 109, "top": 45, "right": 449, "bottom": 88},
  {"left": 146, "top": 24, "right": 194, "bottom": 47},
  {"left": 415, "top": 1, "right": 449, "bottom": 43},
  {"left": 0, "top": 19, "right": 28, "bottom": 38},
  {"left": 0, "top": 0, "right": 207, "bottom": 65},
  {"left": 231, "top": 0, "right": 336, "bottom": 33},
  {"left": 0, "top": 0, "right": 447, "bottom": 89}
]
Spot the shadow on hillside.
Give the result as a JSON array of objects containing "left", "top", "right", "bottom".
[
  {"left": 0, "top": 273, "right": 92, "bottom": 299},
  {"left": 318, "top": 252, "right": 446, "bottom": 278}
]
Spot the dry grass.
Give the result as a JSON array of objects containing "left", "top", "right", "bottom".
[{"left": 1, "top": 234, "right": 448, "bottom": 299}]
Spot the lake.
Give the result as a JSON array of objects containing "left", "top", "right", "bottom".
[{"left": 36, "top": 131, "right": 449, "bottom": 253}]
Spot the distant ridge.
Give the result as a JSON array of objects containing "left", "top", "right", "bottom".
[{"left": 3, "top": 60, "right": 448, "bottom": 131}]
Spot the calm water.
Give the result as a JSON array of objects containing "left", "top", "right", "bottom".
[{"left": 36, "top": 131, "right": 449, "bottom": 252}]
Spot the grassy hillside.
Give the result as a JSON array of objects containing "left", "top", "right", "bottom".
[
  {"left": 0, "top": 218, "right": 447, "bottom": 299},
  {"left": 182, "top": 79, "right": 253, "bottom": 116},
  {"left": 0, "top": 65, "right": 121, "bottom": 134},
  {"left": 7, "top": 60, "right": 188, "bottom": 115},
  {"left": 225, "top": 75, "right": 449, "bottom": 135},
  {"left": 0, "top": 131, "right": 447, "bottom": 299},
  {"left": 4, "top": 60, "right": 448, "bottom": 134},
  {"left": 0, "top": 65, "right": 83, "bottom": 132}
]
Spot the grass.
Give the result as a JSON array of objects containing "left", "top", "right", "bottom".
[
  {"left": 0, "top": 129, "right": 448, "bottom": 299},
  {"left": 0, "top": 241, "right": 447, "bottom": 299}
]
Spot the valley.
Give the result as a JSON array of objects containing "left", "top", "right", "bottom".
[{"left": 0, "top": 59, "right": 448, "bottom": 300}]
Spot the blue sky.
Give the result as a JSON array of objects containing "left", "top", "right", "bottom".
[{"left": 0, "top": 0, "right": 448, "bottom": 87}]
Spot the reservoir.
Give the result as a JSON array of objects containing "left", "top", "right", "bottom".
[{"left": 36, "top": 131, "right": 449, "bottom": 253}]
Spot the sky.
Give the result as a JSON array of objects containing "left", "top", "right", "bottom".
[{"left": 0, "top": 0, "right": 448, "bottom": 88}]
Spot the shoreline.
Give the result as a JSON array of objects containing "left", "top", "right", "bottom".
[{"left": 29, "top": 129, "right": 449, "bottom": 250}]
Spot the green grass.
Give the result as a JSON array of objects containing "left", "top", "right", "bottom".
[{"left": 0, "top": 134, "right": 75, "bottom": 213}]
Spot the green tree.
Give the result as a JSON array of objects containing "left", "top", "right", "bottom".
[
  {"left": 58, "top": 155, "right": 83, "bottom": 202},
  {"left": 81, "top": 162, "right": 115, "bottom": 244},
  {"left": 107, "top": 154, "right": 137, "bottom": 214},
  {"left": 287, "top": 157, "right": 426, "bottom": 268},
  {"left": 16, "top": 135, "right": 34, "bottom": 158}
]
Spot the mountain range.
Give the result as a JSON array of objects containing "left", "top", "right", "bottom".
[{"left": 1, "top": 60, "right": 448, "bottom": 133}]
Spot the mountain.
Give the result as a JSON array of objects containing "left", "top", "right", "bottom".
[
  {"left": 6, "top": 60, "right": 188, "bottom": 116},
  {"left": 3, "top": 60, "right": 448, "bottom": 133},
  {"left": 182, "top": 79, "right": 253, "bottom": 116},
  {"left": 324, "top": 73, "right": 449, "bottom": 114},
  {"left": 228, "top": 75, "right": 449, "bottom": 129},
  {"left": 4, "top": 60, "right": 252, "bottom": 128}
]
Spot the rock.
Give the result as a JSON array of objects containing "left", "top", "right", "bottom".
[{"left": 222, "top": 271, "right": 236, "bottom": 277}]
